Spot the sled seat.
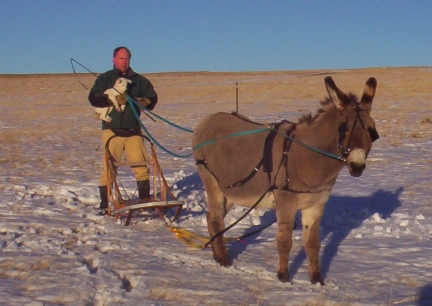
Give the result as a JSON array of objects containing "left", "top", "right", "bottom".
[{"left": 111, "top": 200, "right": 184, "bottom": 226}]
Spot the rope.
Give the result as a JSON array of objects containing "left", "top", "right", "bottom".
[
  {"left": 71, "top": 58, "right": 343, "bottom": 249},
  {"left": 203, "top": 186, "right": 273, "bottom": 249},
  {"left": 192, "top": 127, "right": 269, "bottom": 151},
  {"left": 139, "top": 107, "right": 193, "bottom": 133},
  {"left": 167, "top": 220, "right": 275, "bottom": 249},
  {"left": 71, "top": 58, "right": 343, "bottom": 162},
  {"left": 271, "top": 127, "right": 345, "bottom": 162},
  {"left": 70, "top": 58, "right": 100, "bottom": 90},
  {"left": 128, "top": 96, "right": 344, "bottom": 162},
  {"left": 126, "top": 95, "right": 194, "bottom": 158},
  {"left": 167, "top": 217, "right": 277, "bottom": 249}
]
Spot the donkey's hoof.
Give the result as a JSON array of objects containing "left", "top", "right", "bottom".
[
  {"left": 214, "top": 255, "right": 230, "bottom": 267},
  {"left": 311, "top": 273, "right": 325, "bottom": 286},
  {"left": 277, "top": 271, "right": 290, "bottom": 283}
]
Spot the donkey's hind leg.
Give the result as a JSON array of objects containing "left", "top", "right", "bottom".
[{"left": 199, "top": 167, "right": 233, "bottom": 266}]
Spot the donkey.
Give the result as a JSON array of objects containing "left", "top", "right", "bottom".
[{"left": 192, "top": 76, "right": 379, "bottom": 285}]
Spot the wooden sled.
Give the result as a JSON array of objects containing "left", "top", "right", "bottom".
[{"left": 104, "top": 134, "right": 184, "bottom": 226}]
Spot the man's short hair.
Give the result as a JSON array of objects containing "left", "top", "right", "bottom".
[{"left": 113, "top": 46, "right": 132, "bottom": 58}]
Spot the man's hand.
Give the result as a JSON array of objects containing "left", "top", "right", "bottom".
[
  {"left": 115, "top": 94, "right": 127, "bottom": 105},
  {"left": 133, "top": 97, "right": 151, "bottom": 108}
]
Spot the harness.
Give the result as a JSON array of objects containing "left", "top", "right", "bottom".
[
  {"left": 338, "top": 101, "right": 380, "bottom": 158},
  {"left": 229, "top": 120, "right": 295, "bottom": 189},
  {"left": 196, "top": 117, "right": 342, "bottom": 195},
  {"left": 197, "top": 109, "right": 380, "bottom": 247}
]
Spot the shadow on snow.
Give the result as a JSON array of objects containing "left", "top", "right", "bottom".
[
  {"left": 418, "top": 283, "right": 432, "bottom": 306},
  {"left": 174, "top": 173, "right": 403, "bottom": 283},
  {"left": 289, "top": 187, "right": 403, "bottom": 281}
]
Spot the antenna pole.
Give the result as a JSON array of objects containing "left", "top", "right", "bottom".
[{"left": 235, "top": 82, "right": 239, "bottom": 113}]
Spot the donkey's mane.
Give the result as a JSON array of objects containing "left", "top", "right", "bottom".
[
  {"left": 297, "top": 98, "right": 333, "bottom": 125},
  {"left": 297, "top": 93, "right": 358, "bottom": 125}
]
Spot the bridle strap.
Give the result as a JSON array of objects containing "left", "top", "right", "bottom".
[{"left": 338, "top": 104, "right": 368, "bottom": 157}]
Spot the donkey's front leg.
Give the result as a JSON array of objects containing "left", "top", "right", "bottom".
[
  {"left": 302, "top": 203, "right": 326, "bottom": 285},
  {"left": 274, "top": 193, "right": 297, "bottom": 282}
]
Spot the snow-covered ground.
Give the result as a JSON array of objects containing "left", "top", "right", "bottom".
[{"left": 1, "top": 71, "right": 431, "bottom": 305}]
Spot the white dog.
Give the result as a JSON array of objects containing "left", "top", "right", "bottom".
[{"left": 94, "top": 77, "right": 131, "bottom": 122}]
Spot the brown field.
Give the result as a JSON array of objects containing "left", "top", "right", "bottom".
[
  {"left": 1, "top": 66, "right": 431, "bottom": 143},
  {"left": 1, "top": 67, "right": 431, "bottom": 177},
  {"left": 1, "top": 67, "right": 431, "bottom": 188},
  {"left": 3, "top": 67, "right": 431, "bottom": 105}
]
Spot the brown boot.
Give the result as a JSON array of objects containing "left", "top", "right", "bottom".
[
  {"left": 98, "top": 186, "right": 108, "bottom": 214},
  {"left": 137, "top": 180, "right": 150, "bottom": 200}
]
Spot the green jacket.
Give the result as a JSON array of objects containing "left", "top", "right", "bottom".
[{"left": 88, "top": 67, "right": 158, "bottom": 130}]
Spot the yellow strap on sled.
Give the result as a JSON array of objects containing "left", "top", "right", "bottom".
[{"left": 168, "top": 226, "right": 237, "bottom": 249}]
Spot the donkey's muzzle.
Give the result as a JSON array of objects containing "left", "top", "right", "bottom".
[
  {"left": 349, "top": 161, "right": 366, "bottom": 177},
  {"left": 347, "top": 149, "right": 366, "bottom": 177}
]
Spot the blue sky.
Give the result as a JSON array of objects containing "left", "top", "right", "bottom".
[{"left": 1, "top": 0, "right": 431, "bottom": 74}]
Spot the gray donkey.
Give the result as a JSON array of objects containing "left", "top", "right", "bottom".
[{"left": 192, "top": 76, "right": 379, "bottom": 285}]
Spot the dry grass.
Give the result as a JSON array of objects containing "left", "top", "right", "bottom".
[
  {"left": 2, "top": 68, "right": 429, "bottom": 147},
  {"left": 0, "top": 68, "right": 430, "bottom": 304},
  {"left": 0, "top": 257, "right": 52, "bottom": 280},
  {"left": 421, "top": 116, "right": 432, "bottom": 124},
  {"left": 0, "top": 68, "right": 430, "bottom": 180},
  {"left": 3, "top": 67, "right": 431, "bottom": 105}
]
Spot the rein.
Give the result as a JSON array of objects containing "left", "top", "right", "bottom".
[
  {"left": 70, "top": 58, "right": 99, "bottom": 90},
  {"left": 71, "top": 58, "right": 156, "bottom": 122},
  {"left": 71, "top": 58, "right": 345, "bottom": 162},
  {"left": 203, "top": 185, "right": 275, "bottom": 249},
  {"left": 273, "top": 127, "right": 345, "bottom": 162},
  {"left": 128, "top": 96, "right": 346, "bottom": 162}
]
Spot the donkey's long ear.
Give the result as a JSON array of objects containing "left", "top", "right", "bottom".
[
  {"left": 360, "top": 77, "right": 377, "bottom": 113},
  {"left": 324, "top": 76, "right": 350, "bottom": 109}
]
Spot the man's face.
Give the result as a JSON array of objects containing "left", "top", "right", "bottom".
[{"left": 112, "top": 48, "right": 130, "bottom": 73}]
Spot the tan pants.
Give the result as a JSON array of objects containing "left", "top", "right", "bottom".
[{"left": 99, "top": 129, "right": 150, "bottom": 186}]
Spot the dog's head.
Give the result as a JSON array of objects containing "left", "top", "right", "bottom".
[{"left": 114, "top": 77, "right": 132, "bottom": 93}]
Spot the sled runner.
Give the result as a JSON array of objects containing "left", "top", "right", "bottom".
[{"left": 104, "top": 134, "right": 184, "bottom": 226}]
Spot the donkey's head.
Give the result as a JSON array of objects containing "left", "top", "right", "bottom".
[{"left": 325, "top": 77, "right": 379, "bottom": 177}]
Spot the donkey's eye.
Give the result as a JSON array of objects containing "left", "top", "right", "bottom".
[
  {"left": 368, "top": 128, "right": 380, "bottom": 142},
  {"left": 339, "top": 123, "right": 348, "bottom": 134}
]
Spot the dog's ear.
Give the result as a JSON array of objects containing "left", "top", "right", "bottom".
[{"left": 115, "top": 94, "right": 127, "bottom": 105}]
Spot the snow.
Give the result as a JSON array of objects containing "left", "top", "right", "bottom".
[{"left": 1, "top": 71, "right": 432, "bottom": 305}]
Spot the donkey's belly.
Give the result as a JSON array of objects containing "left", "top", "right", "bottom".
[
  {"left": 226, "top": 191, "right": 276, "bottom": 210},
  {"left": 228, "top": 190, "right": 332, "bottom": 212}
]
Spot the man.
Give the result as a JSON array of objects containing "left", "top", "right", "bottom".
[{"left": 88, "top": 46, "right": 158, "bottom": 213}]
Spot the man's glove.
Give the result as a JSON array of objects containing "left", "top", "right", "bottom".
[
  {"left": 115, "top": 94, "right": 127, "bottom": 105},
  {"left": 133, "top": 97, "right": 151, "bottom": 108}
]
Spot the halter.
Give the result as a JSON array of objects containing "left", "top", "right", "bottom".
[{"left": 338, "top": 100, "right": 379, "bottom": 158}]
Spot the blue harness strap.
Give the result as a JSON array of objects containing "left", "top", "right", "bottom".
[
  {"left": 126, "top": 95, "right": 344, "bottom": 162},
  {"left": 126, "top": 95, "right": 194, "bottom": 158},
  {"left": 192, "top": 127, "right": 270, "bottom": 151}
]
